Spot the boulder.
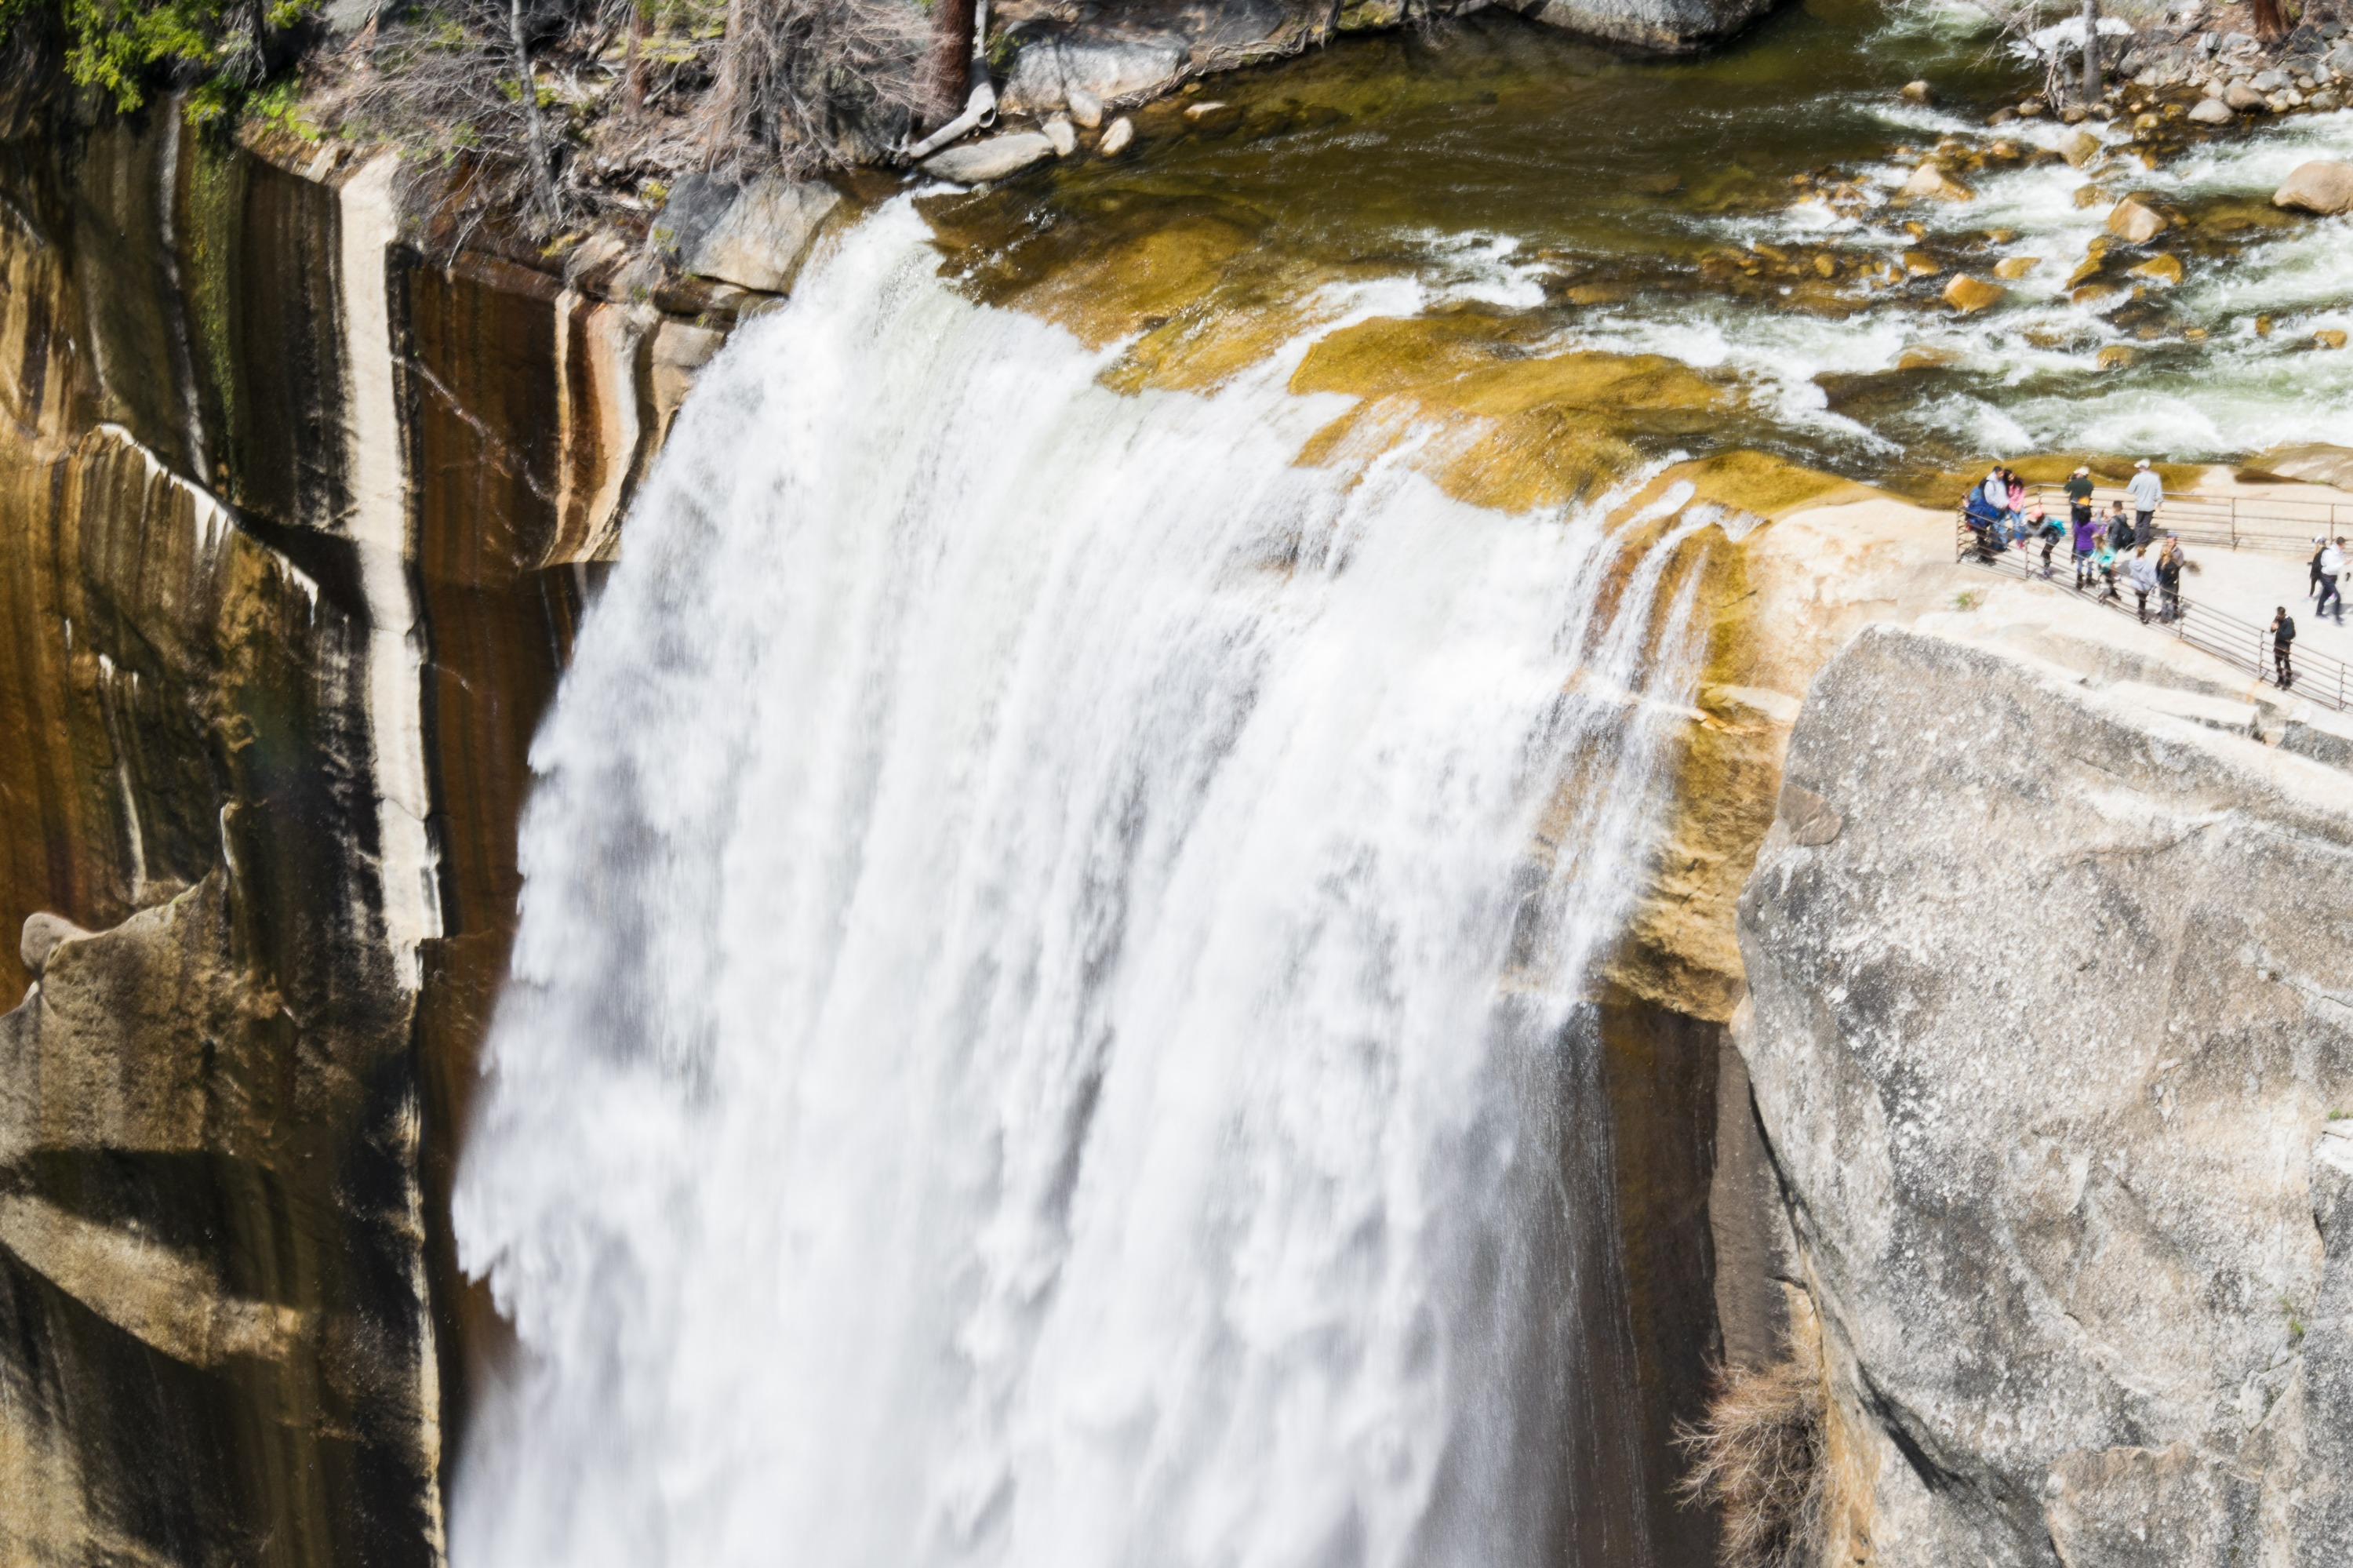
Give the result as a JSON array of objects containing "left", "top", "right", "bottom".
[
  {"left": 923, "top": 131, "right": 1059, "bottom": 184},
  {"left": 2096, "top": 342, "right": 2136, "bottom": 369},
  {"left": 2225, "top": 78, "right": 2268, "bottom": 110},
  {"left": 1737, "top": 625, "right": 2353, "bottom": 1568},
  {"left": 1992, "top": 255, "right": 2040, "bottom": 279},
  {"left": 1098, "top": 116, "right": 1136, "bottom": 157},
  {"left": 2188, "top": 95, "right": 2234, "bottom": 122},
  {"left": 1002, "top": 33, "right": 1187, "bottom": 115},
  {"left": 657, "top": 175, "right": 840, "bottom": 295},
  {"left": 2275, "top": 160, "right": 2353, "bottom": 215},
  {"left": 2319, "top": 329, "right": 2349, "bottom": 349},
  {"left": 1042, "top": 115, "right": 1078, "bottom": 157},
  {"left": 1941, "top": 274, "right": 2005, "bottom": 311},
  {"left": 2107, "top": 195, "right": 2168, "bottom": 242},
  {"left": 2060, "top": 127, "right": 2102, "bottom": 166},
  {"left": 2129, "top": 252, "right": 2184, "bottom": 283},
  {"left": 1067, "top": 85, "right": 1104, "bottom": 129},
  {"left": 1901, "top": 162, "right": 1974, "bottom": 202},
  {"left": 1505, "top": 0, "right": 1780, "bottom": 53},
  {"left": 1895, "top": 345, "right": 1958, "bottom": 369},
  {"left": 17, "top": 913, "right": 86, "bottom": 978},
  {"left": 1900, "top": 79, "right": 1934, "bottom": 103}
]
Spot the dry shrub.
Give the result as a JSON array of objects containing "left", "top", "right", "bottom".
[
  {"left": 1676, "top": 1339, "right": 1829, "bottom": 1568},
  {"left": 703, "top": 0, "right": 928, "bottom": 173}
]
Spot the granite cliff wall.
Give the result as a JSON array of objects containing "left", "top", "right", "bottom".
[{"left": 0, "top": 110, "right": 758, "bottom": 1564}]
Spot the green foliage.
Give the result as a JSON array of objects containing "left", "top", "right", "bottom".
[{"left": 0, "top": 0, "right": 317, "bottom": 115}]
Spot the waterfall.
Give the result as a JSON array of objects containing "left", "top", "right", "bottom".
[{"left": 451, "top": 200, "right": 1716, "bottom": 1568}]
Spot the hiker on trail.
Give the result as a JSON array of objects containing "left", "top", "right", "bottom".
[
  {"left": 2321, "top": 536, "right": 2347, "bottom": 623},
  {"left": 2274, "top": 606, "right": 2297, "bottom": 688},
  {"left": 2071, "top": 505, "right": 2100, "bottom": 589},
  {"left": 2106, "top": 500, "right": 2134, "bottom": 553},
  {"left": 2065, "top": 465, "right": 2096, "bottom": 531},
  {"left": 2127, "top": 459, "right": 2162, "bottom": 547},
  {"left": 2128, "top": 544, "right": 2160, "bottom": 623},
  {"left": 2156, "top": 535, "right": 2184, "bottom": 623},
  {"left": 2095, "top": 534, "right": 2121, "bottom": 599}
]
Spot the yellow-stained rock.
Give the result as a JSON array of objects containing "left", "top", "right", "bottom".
[
  {"left": 1993, "top": 256, "right": 2041, "bottom": 279},
  {"left": 2128, "top": 253, "right": 2184, "bottom": 284},
  {"left": 2106, "top": 196, "right": 2168, "bottom": 242},
  {"left": 2097, "top": 344, "right": 2137, "bottom": 369},
  {"left": 1897, "top": 346, "right": 1960, "bottom": 369},
  {"left": 2318, "top": 329, "right": 2349, "bottom": 349},
  {"left": 1941, "top": 274, "right": 2006, "bottom": 312},
  {"left": 1287, "top": 315, "right": 1731, "bottom": 512},
  {"left": 1902, "top": 250, "right": 1941, "bottom": 277},
  {"left": 1900, "top": 163, "right": 1975, "bottom": 202}
]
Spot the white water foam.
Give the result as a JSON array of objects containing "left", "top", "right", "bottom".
[{"left": 451, "top": 200, "right": 1715, "bottom": 1568}]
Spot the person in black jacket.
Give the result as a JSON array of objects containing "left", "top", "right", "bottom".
[
  {"left": 2315, "top": 538, "right": 2329, "bottom": 600},
  {"left": 2155, "top": 537, "right": 2183, "bottom": 623},
  {"left": 2273, "top": 607, "right": 2297, "bottom": 689}
]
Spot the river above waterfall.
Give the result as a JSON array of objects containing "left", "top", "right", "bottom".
[{"left": 921, "top": 0, "right": 2353, "bottom": 495}]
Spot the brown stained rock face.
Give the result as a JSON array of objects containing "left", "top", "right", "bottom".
[{"left": 0, "top": 109, "right": 700, "bottom": 1568}]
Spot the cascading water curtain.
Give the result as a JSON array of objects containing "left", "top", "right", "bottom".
[{"left": 452, "top": 201, "right": 1715, "bottom": 1568}]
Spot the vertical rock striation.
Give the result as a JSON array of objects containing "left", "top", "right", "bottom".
[{"left": 0, "top": 108, "right": 755, "bottom": 1565}]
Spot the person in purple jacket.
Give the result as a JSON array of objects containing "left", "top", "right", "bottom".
[{"left": 2071, "top": 506, "right": 2100, "bottom": 590}]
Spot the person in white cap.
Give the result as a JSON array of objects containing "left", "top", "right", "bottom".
[{"left": 2126, "top": 459, "right": 2162, "bottom": 548}]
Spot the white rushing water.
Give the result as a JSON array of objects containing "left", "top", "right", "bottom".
[{"left": 453, "top": 202, "right": 1719, "bottom": 1568}]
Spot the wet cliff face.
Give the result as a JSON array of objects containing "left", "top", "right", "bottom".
[{"left": 0, "top": 108, "right": 724, "bottom": 1565}]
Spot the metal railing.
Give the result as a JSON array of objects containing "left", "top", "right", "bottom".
[
  {"left": 1954, "top": 515, "right": 2351, "bottom": 713},
  {"left": 2024, "top": 485, "right": 2344, "bottom": 556}
]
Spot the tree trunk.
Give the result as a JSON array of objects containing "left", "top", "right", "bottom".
[
  {"left": 922, "top": 0, "right": 976, "bottom": 131},
  {"left": 2081, "top": 0, "right": 2101, "bottom": 104},
  {"left": 2252, "top": 0, "right": 2287, "bottom": 37},
  {"left": 624, "top": 0, "right": 649, "bottom": 111},
  {"left": 508, "top": 0, "right": 560, "bottom": 224}
]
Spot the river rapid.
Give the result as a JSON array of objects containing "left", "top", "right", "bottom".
[{"left": 928, "top": 0, "right": 2353, "bottom": 491}]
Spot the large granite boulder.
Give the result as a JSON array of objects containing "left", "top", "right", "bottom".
[
  {"left": 1737, "top": 625, "right": 2353, "bottom": 1567},
  {"left": 1500, "top": 0, "right": 1779, "bottom": 52}
]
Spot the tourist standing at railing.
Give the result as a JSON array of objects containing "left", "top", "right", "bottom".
[
  {"left": 2128, "top": 544, "right": 2159, "bottom": 623},
  {"left": 2274, "top": 607, "right": 2297, "bottom": 689},
  {"left": 2156, "top": 536, "right": 2183, "bottom": 623},
  {"left": 2128, "top": 460, "right": 2163, "bottom": 548},
  {"left": 2095, "top": 535, "right": 2120, "bottom": 599},
  {"left": 2106, "top": 500, "right": 2133, "bottom": 553},
  {"left": 2313, "top": 537, "right": 2329, "bottom": 601},
  {"left": 2072, "top": 505, "right": 2099, "bottom": 589},
  {"left": 2065, "top": 466, "right": 2095, "bottom": 527},
  {"left": 2321, "top": 537, "right": 2347, "bottom": 624}
]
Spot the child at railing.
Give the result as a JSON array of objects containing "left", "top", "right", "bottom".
[
  {"left": 2071, "top": 506, "right": 2099, "bottom": 590},
  {"left": 2094, "top": 536, "right": 2120, "bottom": 599}
]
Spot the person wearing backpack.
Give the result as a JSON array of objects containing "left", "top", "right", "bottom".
[
  {"left": 2107, "top": 500, "right": 2133, "bottom": 553},
  {"left": 2065, "top": 466, "right": 2097, "bottom": 533},
  {"left": 2273, "top": 607, "right": 2297, "bottom": 689}
]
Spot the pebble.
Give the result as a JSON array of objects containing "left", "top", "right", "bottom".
[{"left": 1098, "top": 116, "right": 1135, "bottom": 156}]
